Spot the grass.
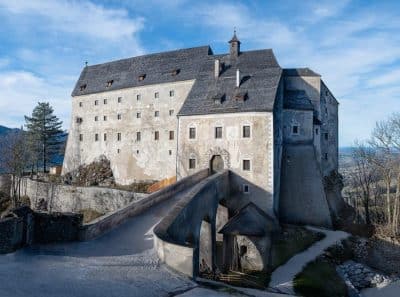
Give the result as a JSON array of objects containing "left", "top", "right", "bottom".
[
  {"left": 293, "top": 259, "right": 348, "bottom": 297},
  {"left": 270, "top": 226, "right": 326, "bottom": 271},
  {"left": 79, "top": 208, "right": 105, "bottom": 223}
]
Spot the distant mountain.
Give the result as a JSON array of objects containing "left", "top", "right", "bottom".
[{"left": 0, "top": 125, "right": 19, "bottom": 136}]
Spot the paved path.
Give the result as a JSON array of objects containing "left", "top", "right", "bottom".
[
  {"left": 0, "top": 189, "right": 197, "bottom": 297},
  {"left": 269, "top": 226, "right": 349, "bottom": 295},
  {"left": 362, "top": 280, "right": 400, "bottom": 297}
]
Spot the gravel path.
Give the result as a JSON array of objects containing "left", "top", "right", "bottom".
[
  {"left": 0, "top": 189, "right": 197, "bottom": 297},
  {"left": 269, "top": 226, "right": 349, "bottom": 294}
]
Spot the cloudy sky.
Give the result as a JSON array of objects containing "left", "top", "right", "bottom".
[{"left": 0, "top": 0, "right": 399, "bottom": 146}]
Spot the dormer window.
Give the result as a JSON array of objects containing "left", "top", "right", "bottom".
[
  {"left": 80, "top": 84, "right": 87, "bottom": 91},
  {"left": 138, "top": 74, "right": 146, "bottom": 81},
  {"left": 171, "top": 69, "right": 180, "bottom": 76},
  {"left": 212, "top": 93, "right": 225, "bottom": 105},
  {"left": 106, "top": 80, "right": 113, "bottom": 87}
]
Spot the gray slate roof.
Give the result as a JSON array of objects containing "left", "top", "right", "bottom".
[
  {"left": 71, "top": 46, "right": 212, "bottom": 96},
  {"left": 219, "top": 203, "right": 276, "bottom": 236},
  {"left": 178, "top": 49, "right": 282, "bottom": 116},
  {"left": 284, "top": 90, "right": 314, "bottom": 111},
  {"left": 283, "top": 68, "right": 320, "bottom": 77}
]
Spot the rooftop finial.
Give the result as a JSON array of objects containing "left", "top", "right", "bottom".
[
  {"left": 229, "top": 28, "right": 241, "bottom": 58},
  {"left": 85, "top": 61, "right": 88, "bottom": 67}
]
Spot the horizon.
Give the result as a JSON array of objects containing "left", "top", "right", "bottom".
[{"left": 0, "top": 0, "right": 399, "bottom": 146}]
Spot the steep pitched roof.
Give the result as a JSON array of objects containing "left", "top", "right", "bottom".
[
  {"left": 178, "top": 49, "right": 282, "bottom": 116},
  {"left": 219, "top": 203, "right": 277, "bottom": 236},
  {"left": 284, "top": 90, "right": 314, "bottom": 111},
  {"left": 283, "top": 68, "right": 320, "bottom": 77},
  {"left": 71, "top": 46, "right": 212, "bottom": 96}
]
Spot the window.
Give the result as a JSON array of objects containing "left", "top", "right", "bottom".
[
  {"left": 95, "top": 116, "right": 98, "bottom": 121},
  {"left": 136, "top": 132, "right": 141, "bottom": 141},
  {"left": 117, "top": 133, "right": 121, "bottom": 141},
  {"left": 292, "top": 125, "right": 299, "bottom": 135},
  {"left": 118, "top": 97, "right": 122, "bottom": 103},
  {"left": 240, "top": 245, "right": 248, "bottom": 257},
  {"left": 243, "top": 184, "right": 250, "bottom": 194},
  {"left": 76, "top": 117, "right": 83, "bottom": 124},
  {"left": 189, "top": 158, "right": 196, "bottom": 169},
  {"left": 169, "top": 109, "right": 174, "bottom": 116},
  {"left": 169, "top": 150, "right": 172, "bottom": 155},
  {"left": 189, "top": 127, "right": 196, "bottom": 139},
  {"left": 117, "top": 149, "right": 120, "bottom": 154},
  {"left": 215, "top": 127, "right": 222, "bottom": 139},
  {"left": 136, "top": 150, "right": 139, "bottom": 154},
  {"left": 79, "top": 102, "right": 83, "bottom": 107},
  {"left": 136, "top": 112, "right": 141, "bottom": 118},
  {"left": 316, "top": 128, "right": 319, "bottom": 135},
  {"left": 154, "top": 111, "right": 159, "bottom": 117},
  {"left": 169, "top": 90, "right": 174, "bottom": 97},
  {"left": 103, "top": 115, "right": 107, "bottom": 121},
  {"left": 243, "top": 125, "right": 251, "bottom": 138},
  {"left": 137, "top": 94, "right": 141, "bottom": 101},
  {"left": 169, "top": 131, "right": 174, "bottom": 140},
  {"left": 106, "top": 80, "right": 113, "bottom": 87},
  {"left": 104, "top": 99, "right": 107, "bottom": 104},
  {"left": 104, "top": 133, "right": 107, "bottom": 141},
  {"left": 154, "top": 92, "right": 159, "bottom": 99},
  {"left": 324, "top": 133, "right": 329, "bottom": 140},
  {"left": 95, "top": 134, "right": 99, "bottom": 141},
  {"left": 117, "top": 114, "right": 122, "bottom": 120},
  {"left": 79, "top": 134, "right": 83, "bottom": 141},
  {"left": 80, "top": 84, "right": 87, "bottom": 91},
  {"left": 138, "top": 74, "right": 146, "bottom": 81},
  {"left": 95, "top": 100, "right": 99, "bottom": 106},
  {"left": 154, "top": 131, "right": 159, "bottom": 140},
  {"left": 324, "top": 153, "right": 328, "bottom": 160},
  {"left": 243, "top": 159, "right": 251, "bottom": 171}
]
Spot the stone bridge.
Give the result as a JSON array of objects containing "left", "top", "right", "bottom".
[{"left": 154, "top": 170, "right": 232, "bottom": 277}]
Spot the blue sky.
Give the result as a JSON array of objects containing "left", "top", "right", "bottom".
[{"left": 0, "top": 0, "right": 399, "bottom": 146}]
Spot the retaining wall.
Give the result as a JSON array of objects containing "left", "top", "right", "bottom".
[
  {"left": 79, "top": 169, "right": 210, "bottom": 241},
  {"left": 0, "top": 216, "right": 23, "bottom": 254},
  {"left": 19, "top": 178, "right": 148, "bottom": 213}
]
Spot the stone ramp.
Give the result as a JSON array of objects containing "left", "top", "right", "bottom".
[
  {"left": 279, "top": 144, "right": 332, "bottom": 228},
  {"left": 269, "top": 226, "right": 349, "bottom": 295}
]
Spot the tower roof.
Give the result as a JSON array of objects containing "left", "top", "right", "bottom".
[{"left": 229, "top": 30, "right": 241, "bottom": 44}]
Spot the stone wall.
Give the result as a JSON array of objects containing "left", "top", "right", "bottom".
[
  {"left": 0, "top": 174, "right": 11, "bottom": 194},
  {"left": 19, "top": 177, "right": 148, "bottom": 214},
  {"left": 0, "top": 216, "right": 23, "bottom": 254}
]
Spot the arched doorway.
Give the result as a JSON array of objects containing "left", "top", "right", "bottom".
[{"left": 210, "top": 155, "right": 224, "bottom": 173}]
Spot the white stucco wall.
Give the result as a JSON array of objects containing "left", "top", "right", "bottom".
[
  {"left": 177, "top": 112, "right": 274, "bottom": 216},
  {"left": 63, "top": 80, "right": 195, "bottom": 185}
]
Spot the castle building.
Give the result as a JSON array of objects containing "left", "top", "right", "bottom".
[{"left": 63, "top": 33, "right": 339, "bottom": 227}]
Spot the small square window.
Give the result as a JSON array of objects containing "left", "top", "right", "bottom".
[
  {"left": 95, "top": 116, "right": 98, "bottom": 121},
  {"left": 169, "top": 90, "right": 174, "bottom": 97},
  {"left": 117, "top": 149, "right": 120, "bottom": 154},
  {"left": 117, "top": 114, "right": 122, "bottom": 120},
  {"left": 95, "top": 134, "right": 99, "bottom": 141},
  {"left": 117, "top": 133, "right": 121, "bottom": 141},
  {"left": 189, "top": 158, "right": 196, "bottom": 169},
  {"left": 169, "top": 109, "right": 174, "bottom": 116},
  {"left": 189, "top": 127, "right": 196, "bottom": 139},
  {"left": 106, "top": 80, "right": 113, "bottom": 87},
  {"left": 243, "top": 125, "right": 251, "bottom": 138},
  {"left": 155, "top": 131, "right": 159, "bottom": 140},
  {"left": 118, "top": 97, "right": 122, "bottom": 103},
  {"left": 136, "top": 132, "right": 141, "bottom": 141},
  {"left": 103, "top": 115, "right": 107, "bottom": 121},
  {"left": 95, "top": 100, "right": 99, "bottom": 106},
  {"left": 79, "top": 134, "right": 83, "bottom": 141},
  {"left": 80, "top": 84, "right": 87, "bottom": 91},
  {"left": 136, "top": 112, "right": 141, "bottom": 118},
  {"left": 154, "top": 111, "right": 159, "bottom": 117},
  {"left": 243, "top": 184, "right": 250, "bottom": 194},
  {"left": 243, "top": 160, "right": 251, "bottom": 171},
  {"left": 104, "top": 99, "right": 107, "bottom": 104},
  {"left": 292, "top": 125, "right": 299, "bottom": 134},
  {"left": 138, "top": 74, "right": 146, "bottom": 81},
  {"left": 79, "top": 102, "right": 83, "bottom": 107},
  {"left": 154, "top": 92, "right": 159, "bottom": 99},
  {"left": 104, "top": 133, "right": 107, "bottom": 141},
  {"left": 215, "top": 127, "right": 222, "bottom": 139},
  {"left": 169, "top": 131, "right": 174, "bottom": 140},
  {"left": 324, "top": 133, "right": 329, "bottom": 140},
  {"left": 137, "top": 94, "right": 141, "bottom": 101},
  {"left": 136, "top": 150, "right": 139, "bottom": 154}
]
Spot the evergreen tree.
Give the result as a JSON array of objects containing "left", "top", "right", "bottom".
[{"left": 25, "top": 102, "right": 64, "bottom": 172}]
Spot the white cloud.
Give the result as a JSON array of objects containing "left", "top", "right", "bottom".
[
  {"left": 368, "top": 68, "right": 400, "bottom": 87},
  {"left": 0, "top": 0, "right": 144, "bottom": 41}
]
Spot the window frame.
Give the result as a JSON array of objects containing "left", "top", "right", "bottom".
[
  {"left": 154, "top": 131, "right": 159, "bottom": 140},
  {"left": 242, "top": 159, "right": 251, "bottom": 171},
  {"left": 215, "top": 126, "right": 223, "bottom": 139},
  {"left": 189, "top": 127, "right": 196, "bottom": 139},
  {"left": 242, "top": 125, "right": 251, "bottom": 138},
  {"left": 189, "top": 158, "right": 196, "bottom": 169}
]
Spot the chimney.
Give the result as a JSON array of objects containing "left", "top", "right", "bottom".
[
  {"left": 214, "top": 59, "right": 220, "bottom": 79},
  {"left": 236, "top": 68, "right": 240, "bottom": 87}
]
